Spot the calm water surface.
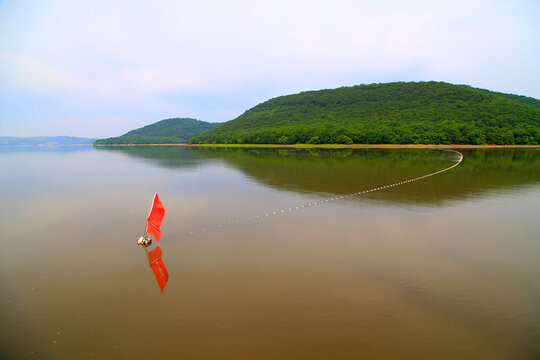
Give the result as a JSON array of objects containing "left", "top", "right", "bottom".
[{"left": 1, "top": 146, "right": 539, "bottom": 359}]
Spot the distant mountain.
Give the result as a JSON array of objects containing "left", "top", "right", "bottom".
[
  {"left": 94, "top": 118, "right": 222, "bottom": 145},
  {"left": 188, "top": 81, "right": 540, "bottom": 145},
  {"left": 0, "top": 136, "right": 96, "bottom": 146}
]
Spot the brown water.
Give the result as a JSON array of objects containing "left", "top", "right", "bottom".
[{"left": 1, "top": 146, "right": 539, "bottom": 359}]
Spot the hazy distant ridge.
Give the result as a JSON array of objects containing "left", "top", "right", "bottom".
[{"left": 0, "top": 136, "right": 96, "bottom": 146}]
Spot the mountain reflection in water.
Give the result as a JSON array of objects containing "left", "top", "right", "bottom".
[{"left": 96, "top": 146, "right": 540, "bottom": 205}]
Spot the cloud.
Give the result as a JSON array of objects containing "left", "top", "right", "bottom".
[
  {"left": 0, "top": 0, "right": 538, "bottom": 137},
  {"left": 0, "top": 51, "right": 73, "bottom": 92},
  {"left": 121, "top": 63, "right": 202, "bottom": 91}
]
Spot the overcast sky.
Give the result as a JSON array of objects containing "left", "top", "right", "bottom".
[{"left": 1, "top": 0, "right": 538, "bottom": 137}]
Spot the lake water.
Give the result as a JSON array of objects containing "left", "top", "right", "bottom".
[{"left": 1, "top": 146, "right": 539, "bottom": 359}]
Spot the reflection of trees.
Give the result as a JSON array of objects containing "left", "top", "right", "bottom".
[
  {"left": 95, "top": 146, "right": 540, "bottom": 205},
  {"left": 94, "top": 145, "right": 214, "bottom": 170},
  {"left": 188, "top": 147, "right": 540, "bottom": 205},
  {"left": 189, "top": 147, "right": 451, "bottom": 192}
]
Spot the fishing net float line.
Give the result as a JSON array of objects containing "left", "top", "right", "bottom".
[
  {"left": 177, "top": 149, "right": 464, "bottom": 239},
  {"left": 138, "top": 149, "right": 462, "bottom": 292}
]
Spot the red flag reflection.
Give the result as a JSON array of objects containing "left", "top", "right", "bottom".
[
  {"left": 147, "top": 193, "right": 165, "bottom": 241},
  {"left": 148, "top": 246, "right": 169, "bottom": 292}
]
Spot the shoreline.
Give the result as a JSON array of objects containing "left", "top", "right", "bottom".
[{"left": 93, "top": 143, "right": 540, "bottom": 149}]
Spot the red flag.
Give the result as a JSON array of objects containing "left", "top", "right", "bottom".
[
  {"left": 146, "top": 193, "right": 165, "bottom": 241},
  {"left": 148, "top": 246, "right": 169, "bottom": 292}
]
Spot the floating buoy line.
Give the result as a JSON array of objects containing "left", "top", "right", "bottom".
[{"left": 176, "top": 149, "right": 464, "bottom": 239}]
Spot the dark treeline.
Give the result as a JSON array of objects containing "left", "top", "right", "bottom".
[{"left": 188, "top": 82, "right": 540, "bottom": 145}]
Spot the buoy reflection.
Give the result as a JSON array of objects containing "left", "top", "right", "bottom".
[{"left": 145, "top": 246, "right": 169, "bottom": 292}]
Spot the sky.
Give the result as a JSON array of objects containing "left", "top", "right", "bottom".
[{"left": 1, "top": 0, "right": 539, "bottom": 138}]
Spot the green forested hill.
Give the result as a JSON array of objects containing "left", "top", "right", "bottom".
[
  {"left": 478, "top": 89, "right": 540, "bottom": 109},
  {"left": 188, "top": 82, "right": 540, "bottom": 145},
  {"left": 94, "top": 118, "right": 222, "bottom": 145}
]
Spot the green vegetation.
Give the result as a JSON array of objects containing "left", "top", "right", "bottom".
[
  {"left": 94, "top": 118, "right": 221, "bottom": 145},
  {"left": 188, "top": 82, "right": 540, "bottom": 145}
]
